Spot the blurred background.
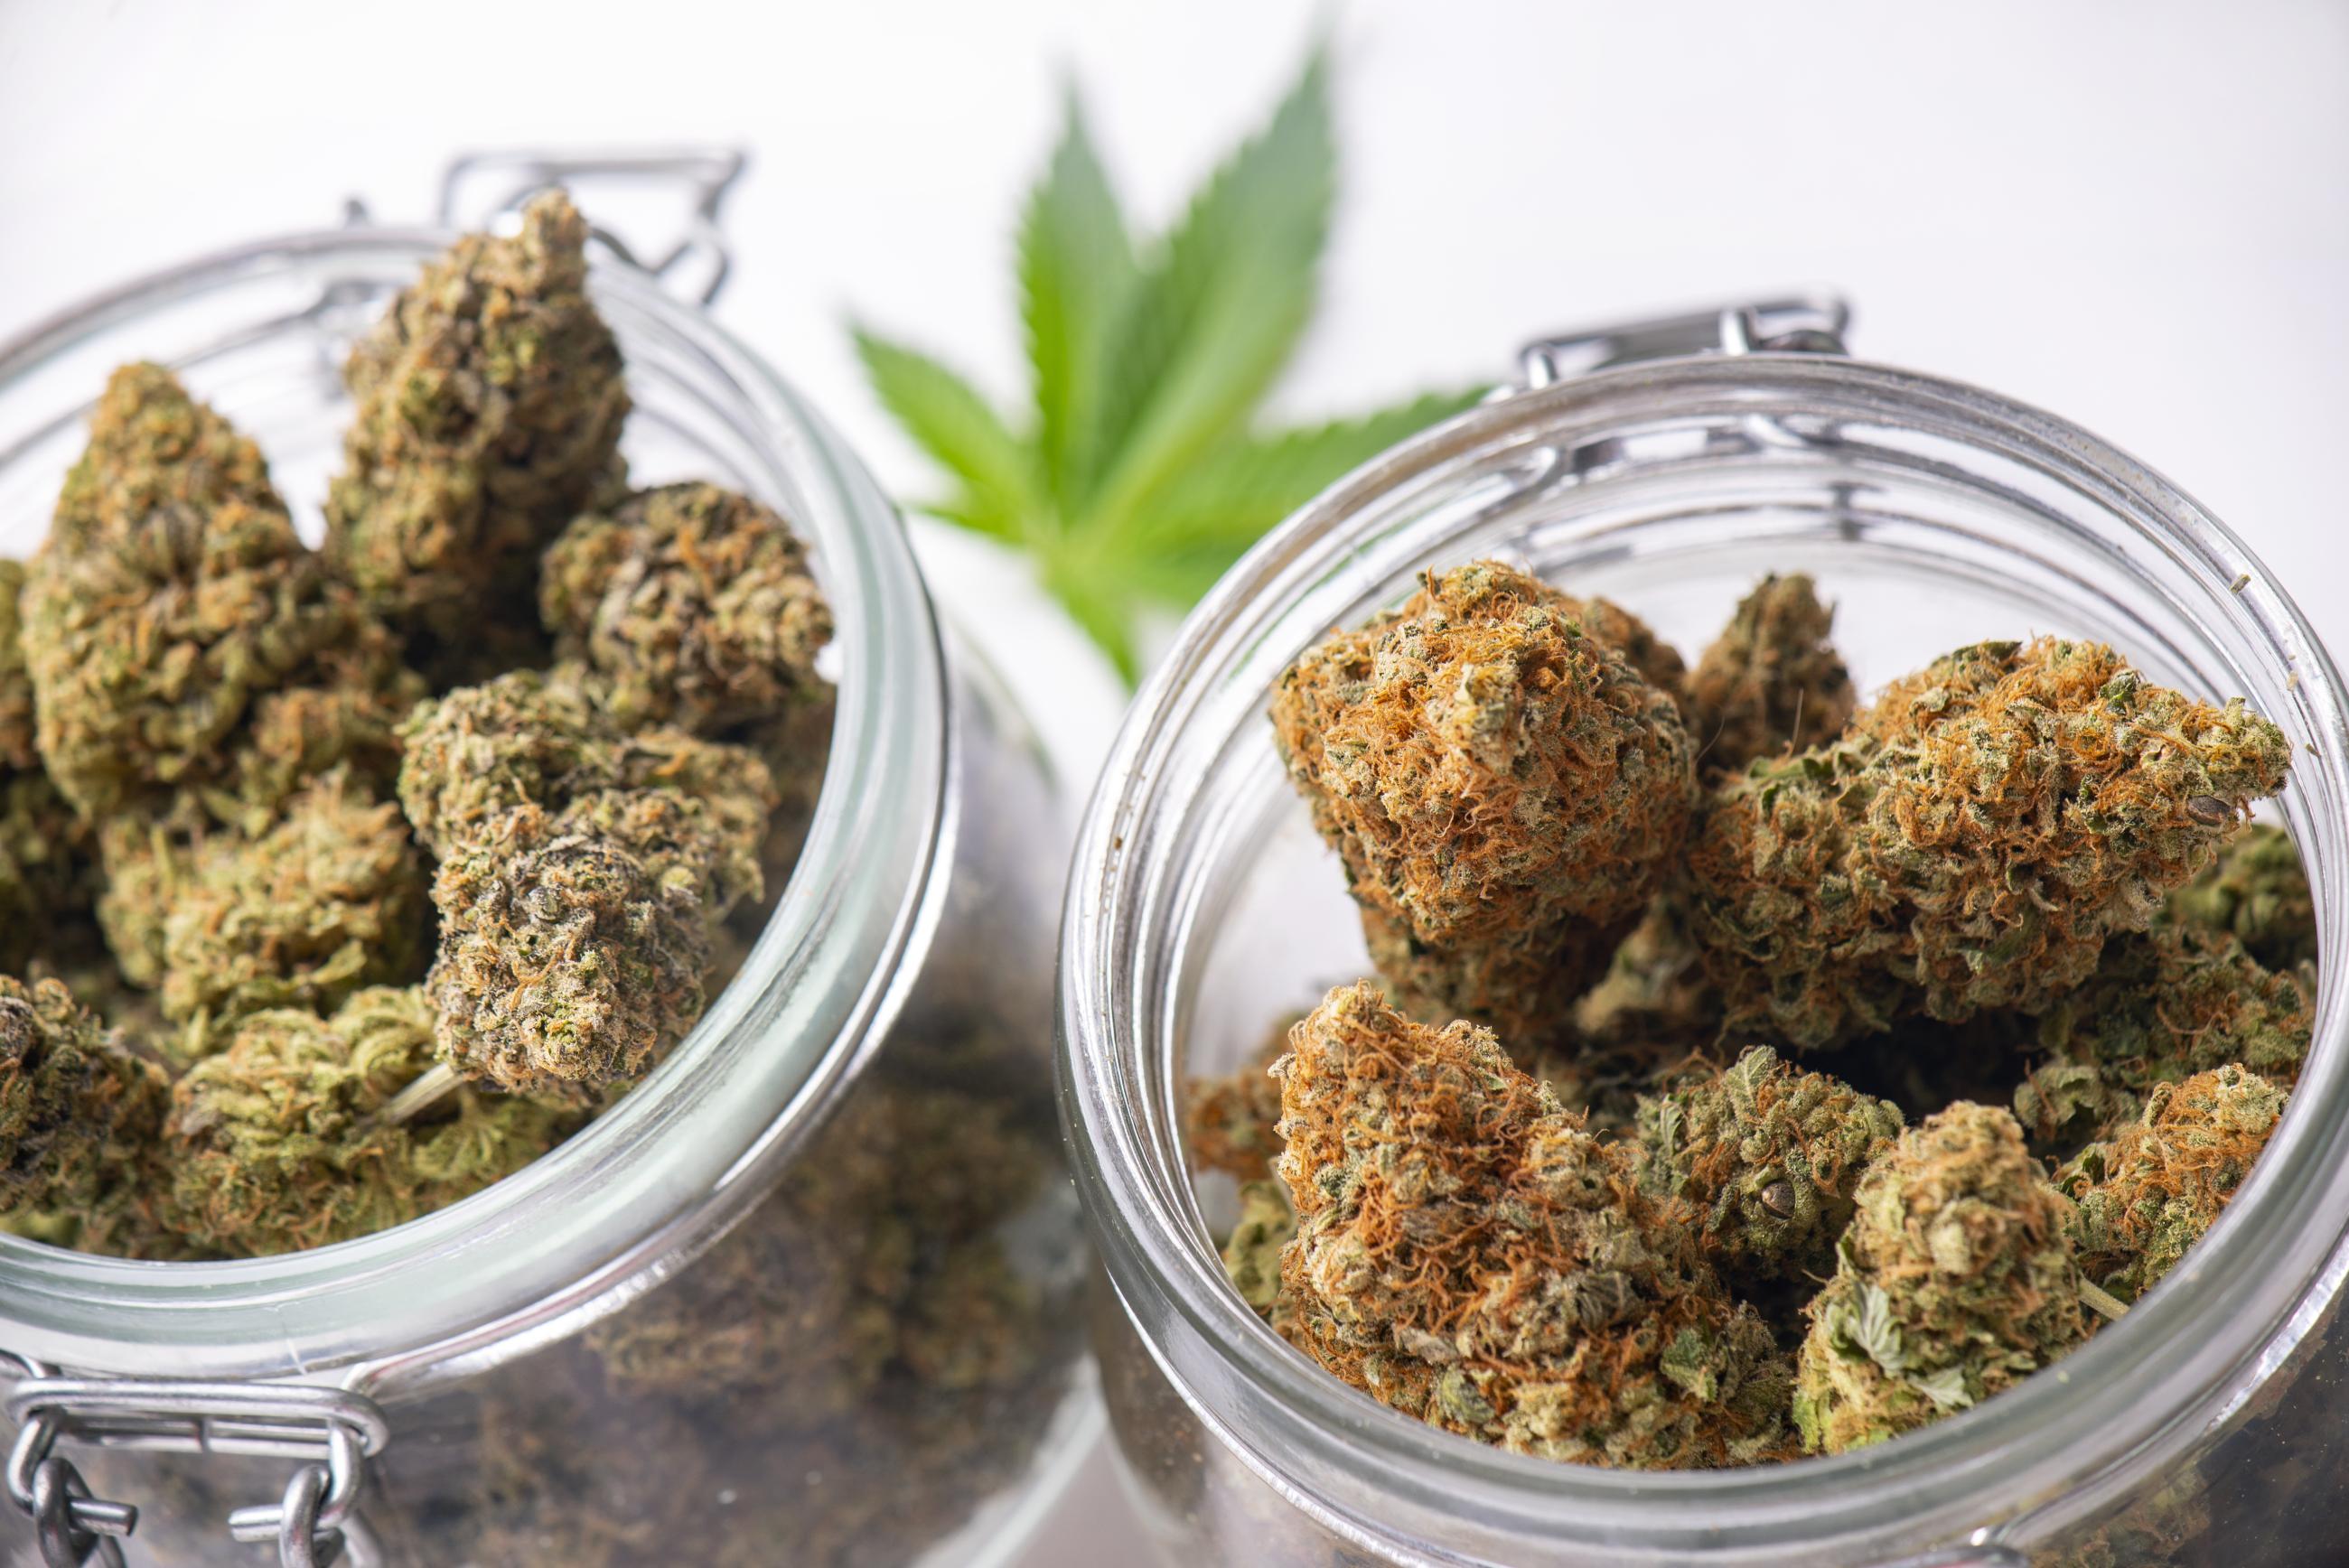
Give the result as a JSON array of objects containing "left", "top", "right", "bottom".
[{"left": 3, "top": 1, "right": 2344, "bottom": 1558}]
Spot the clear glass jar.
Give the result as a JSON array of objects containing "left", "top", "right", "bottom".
[
  {"left": 0, "top": 224, "right": 1093, "bottom": 1566},
  {"left": 1058, "top": 308, "right": 2349, "bottom": 1567}
]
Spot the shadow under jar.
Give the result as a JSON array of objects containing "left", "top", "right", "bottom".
[
  {"left": 0, "top": 229, "right": 1093, "bottom": 1567},
  {"left": 1058, "top": 310, "right": 2349, "bottom": 1568}
]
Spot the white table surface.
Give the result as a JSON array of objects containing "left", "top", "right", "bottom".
[{"left": 5, "top": 3, "right": 2345, "bottom": 1561}]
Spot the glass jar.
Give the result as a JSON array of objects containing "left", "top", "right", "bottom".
[
  {"left": 0, "top": 203, "right": 1093, "bottom": 1564},
  {"left": 1058, "top": 300, "right": 2348, "bottom": 1567}
]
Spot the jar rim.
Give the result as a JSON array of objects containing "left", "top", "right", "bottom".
[
  {"left": 0, "top": 227, "right": 951, "bottom": 1386},
  {"left": 1058, "top": 352, "right": 2349, "bottom": 1556}
]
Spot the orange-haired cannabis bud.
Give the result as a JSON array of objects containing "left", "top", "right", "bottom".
[
  {"left": 2056, "top": 1064, "right": 2284, "bottom": 1303},
  {"left": 1271, "top": 982, "right": 1790, "bottom": 1467},
  {"left": 1271, "top": 563, "right": 1698, "bottom": 1046},
  {"left": 325, "top": 191, "right": 630, "bottom": 639},
  {"left": 1793, "top": 1103, "right": 2091, "bottom": 1454},
  {"left": 1685, "top": 638, "right": 2294, "bottom": 1049},
  {"left": 1682, "top": 574, "right": 1855, "bottom": 773},
  {"left": 2014, "top": 927, "right": 2310, "bottom": 1153},
  {"left": 1636, "top": 1045, "right": 1903, "bottom": 1284}
]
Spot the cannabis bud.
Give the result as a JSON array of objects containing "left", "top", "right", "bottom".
[
  {"left": 1687, "top": 638, "right": 2294, "bottom": 1048},
  {"left": 2, "top": 562, "right": 95, "bottom": 974},
  {"left": 1682, "top": 574, "right": 1855, "bottom": 773},
  {"left": 2014, "top": 927, "right": 2309, "bottom": 1153},
  {"left": 2057, "top": 1064, "right": 2285, "bottom": 1302},
  {"left": 1272, "top": 563, "right": 1697, "bottom": 1046},
  {"left": 2161, "top": 823, "right": 2316, "bottom": 974},
  {"left": 1272, "top": 982, "right": 1789, "bottom": 1467},
  {"left": 1184, "top": 1018, "right": 1295, "bottom": 1182},
  {"left": 1794, "top": 1103, "right": 2091, "bottom": 1454},
  {"left": 1221, "top": 1179, "right": 1296, "bottom": 1313},
  {"left": 163, "top": 986, "right": 573, "bottom": 1255},
  {"left": 325, "top": 190, "right": 630, "bottom": 638},
  {"left": 540, "top": 481, "right": 833, "bottom": 734},
  {"left": 1636, "top": 1045, "right": 1903, "bottom": 1283},
  {"left": 151, "top": 770, "right": 428, "bottom": 1041},
  {"left": 398, "top": 669, "right": 773, "bottom": 1096},
  {"left": 0, "top": 976, "right": 168, "bottom": 1240},
  {"left": 22, "top": 364, "right": 416, "bottom": 830}
]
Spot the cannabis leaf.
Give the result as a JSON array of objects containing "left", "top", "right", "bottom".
[{"left": 855, "top": 50, "right": 1484, "bottom": 682}]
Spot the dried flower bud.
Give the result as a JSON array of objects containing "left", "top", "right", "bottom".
[
  {"left": 2161, "top": 823, "right": 2316, "bottom": 974},
  {"left": 153, "top": 770, "right": 428, "bottom": 1039},
  {"left": 1185, "top": 1017, "right": 1296, "bottom": 1181},
  {"left": 1272, "top": 563, "right": 1698, "bottom": 1044},
  {"left": 2057, "top": 1065, "right": 2284, "bottom": 1302},
  {"left": 2, "top": 776, "right": 94, "bottom": 977},
  {"left": 1794, "top": 1103, "right": 2091, "bottom": 1454},
  {"left": 1687, "top": 639, "right": 2294, "bottom": 1048},
  {"left": 541, "top": 482, "right": 833, "bottom": 733},
  {"left": 21, "top": 364, "right": 398, "bottom": 825},
  {"left": 395, "top": 667, "right": 771, "bottom": 863},
  {"left": 1636, "top": 1045, "right": 1903, "bottom": 1283},
  {"left": 1683, "top": 574, "right": 1855, "bottom": 773},
  {"left": 1272, "top": 982, "right": 1789, "bottom": 1467},
  {"left": 0, "top": 975, "right": 167, "bottom": 1230},
  {"left": 0, "top": 558, "right": 34, "bottom": 774},
  {"left": 1221, "top": 1179, "right": 1296, "bottom": 1313},
  {"left": 399, "top": 669, "right": 773, "bottom": 1097},
  {"left": 426, "top": 805, "right": 714, "bottom": 1099},
  {"left": 2015, "top": 928, "right": 2310, "bottom": 1153},
  {"left": 163, "top": 986, "right": 573, "bottom": 1255},
  {"left": 326, "top": 191, "right": 630, "bottom": 635}
]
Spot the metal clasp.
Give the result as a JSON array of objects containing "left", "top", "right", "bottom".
[
  {"left": 2, "top": 1356, "right": 388, "bottom": 1568},
  {"left": 437, "top": 146, "right": 749, "bottom": 305},
  {"left": 1516, "top": 290, "right": 1850, "bottom": 387}
]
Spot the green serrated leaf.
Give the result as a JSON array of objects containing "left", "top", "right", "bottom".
[
  {"left": 1081, "top": 50, "right": 1335, "bottom": 528},
  {"left": 1908, "top": 1365, "right": 1976, "bottom": 1412},
  {"left": 1020, "top": 87, "right": 1137, "bottom": 510},
  {"left": 853, "top": 328, "right": 1045, "bottom": 545},
  {"left": 1140, "top": 388, "right": 1487, "bottom": 549}
]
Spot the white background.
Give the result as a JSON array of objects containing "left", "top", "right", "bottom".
[{"left": 4, "top": 3, "right": 2344, "bottom": 1559}]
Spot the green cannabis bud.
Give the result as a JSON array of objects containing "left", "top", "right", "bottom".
[
  {"left": 1683, "top": 574, "right": 1855, "bottom": 773},
  {"left": 163, "top": 986, "right": 573, "bottom": 1255},
  {"left": 2, "top": 564, "right": 96, "bottom": 973},
  {"left": 426, "top": 803, "right": 715, "bottom": 1098},
  {"left": 2014, "top": 927, "right": 2310, "bottom": 1153},
  {"left": 2161, "top": 822, "right": 2316, "bottom": 973},
  {"left": 398, "top": 669, "right": 772, "bottom": 1096},
  {"left": 1272, "top": 982, "right": 1789, "bottom": 1467},
  {"left": 1221, "top": 1179, "right": 1296, "bottom": 1312},
  {"left": 152, "top": 770, "right": 427, "bottom": 1041},
  {"left": 2056, "top": 1064, "right": 2284, "bottom": 1303},
  {"left": 1686, "top": 638, "right": 2294, "bottom": 1048},
  {"left": 1794, "top": 1102, "right": 2091, "bottom": 1454},
  {"left": 0, "top": 975, "right": 168, "bottom": 1237},
  {"left": 1272, "top": 563, "right": 1697, "bottom": 1045},
  {"left": 1636, "top": 1045, "right": 1903, "bottom": 1284},
  {"left": 540, "top": 481, "right": 833, "bottom": 734},
  {"left": 325, "top": 191, "right": 630, "bottom": 638},
  {"left": 23, "top": 364, "right": 416, "bottom": 828}
]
